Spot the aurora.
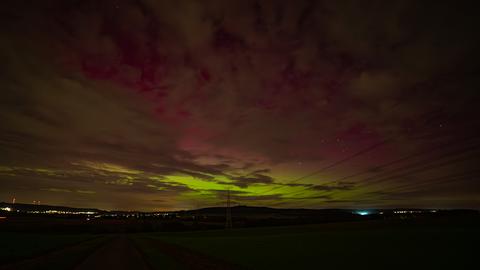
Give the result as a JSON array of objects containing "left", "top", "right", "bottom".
[{"left": 0, "top": 0, "right": 479, "bottom": 211}]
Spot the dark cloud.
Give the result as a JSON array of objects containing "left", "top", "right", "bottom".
[
  {"left": 310, "top": 182, "right": 355, "bottom": 191},
  {"left": 1, "top": 0, "right": 479, "bottom": 210},
  {"left": 208, "top": 189, "right": 283, "bottom": 202},
  {"left": 231, "top": 174, "right": 275, "bottom": 188}
]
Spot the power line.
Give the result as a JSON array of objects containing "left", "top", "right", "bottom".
[
  {"left": 362, "top": 150, "right": 480, "bottom": 187},
  {"left": 217, "top": 107, "right": 480, "bottom": 205},
  {"left": 276, "top": 169, "right": 480, "bottom": 203},
  {"left": 259, "top": 132, "right": 445, "bottom": 196},
  {"left": 280, "top": 138, "right": 480, "bottom": 198},
  {"left": 332, "top": 134, "right": 480, "bottom": 184},
  {"left": 259, "top": 139, "right": 391, "bottom": 195},
  {"left": 271, "top": 127, "right": 480, "bottom": 198},
  {"left": 388, "top": 168, "right": 480, "bottom": 193},
  {"left": 225, "top": 189, "right": 232, "bottom": 229}
]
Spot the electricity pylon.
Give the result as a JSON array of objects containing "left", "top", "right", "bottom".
[{"left": 225, "top": 189, "right": 232, "bottom": 229}]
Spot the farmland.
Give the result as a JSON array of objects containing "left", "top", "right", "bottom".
[{"left": 1, "top": 218, "right": 477, "bottom": 270}]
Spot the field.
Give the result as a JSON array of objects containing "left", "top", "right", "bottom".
[{"left": 1, "top": 219, "right": 478, "bottom": 269}]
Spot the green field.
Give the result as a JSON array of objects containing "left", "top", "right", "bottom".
[
  {"left": 135, "top": 220, "right": 478, "bottom": 269},
  {"left": 0, "top": 233, "right": 108, "bottom": 269},
  {"left": 0, "top": 233, "right": 98, "bottom": 262},
  {"left": 1, "top": 220, "right": 478, "bottom": 269}
]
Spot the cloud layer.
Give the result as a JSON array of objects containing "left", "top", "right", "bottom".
[{"left": 1, "top": 0, "right": 479, "bottom": 210}]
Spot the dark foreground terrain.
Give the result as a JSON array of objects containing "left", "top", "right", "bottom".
[{"left": 1, "top": 217, "right": 478, "bottom": 270}]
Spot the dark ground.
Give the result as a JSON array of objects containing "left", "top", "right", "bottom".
[{"left": 1, "top": 217, "right": 478, "bottom": 270}]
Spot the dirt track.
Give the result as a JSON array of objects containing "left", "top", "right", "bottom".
[
  {"left": 139, "top": 237, "right": 241, "bottom": 270},
  {"left": 1, "top": 235, "right": 239, "bottom": 270},
  {"left": 0, "top": 237, "right": 106, "bottom": 270},
  {"left": 74, "top": 236, "right": 150, "bottom": 270}
]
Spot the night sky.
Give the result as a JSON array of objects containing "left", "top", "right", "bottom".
[{"left": 1, "top": 1, "right": 479, "bottom": 211}]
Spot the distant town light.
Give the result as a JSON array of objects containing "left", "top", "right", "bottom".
[
  {"left": 393, "top": 210, "right": 423, "bottom": 214},
  {"left": 355, "top": 210, "right": 370, "bottom": 216},
  {"left": 1, "top": 207, "right": 12, "bottom": 212}
]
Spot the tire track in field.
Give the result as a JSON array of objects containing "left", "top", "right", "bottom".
[{"left": 139, "top": 237, "right": 243, "bottom": 270}]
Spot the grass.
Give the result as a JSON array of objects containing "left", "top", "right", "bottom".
[
  {"left": 1, "top": 219, "right": 477, "bottom": 269},
  {"left": 15, "top": 237, "right": 109, "bottom": 270},
  {"left": 131, "top": 236, "right": 183, "bottom": 270},
  {"left": 141, "top": 220, "right": 478, "bottom": 269},
  {"left": 0, "top": 232, "right": 100, "bottom": 265}
]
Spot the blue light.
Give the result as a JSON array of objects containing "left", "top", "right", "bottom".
[{"left": 355, "top": 210, "right": 370, "bottom": 216}]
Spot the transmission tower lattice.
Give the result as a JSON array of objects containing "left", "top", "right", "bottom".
[{"left": 225, "top": 189, "right": 232, "bottom": 229}]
